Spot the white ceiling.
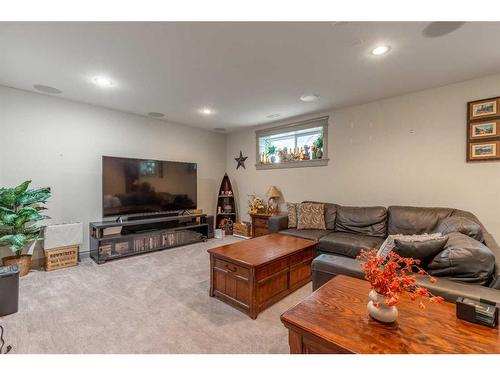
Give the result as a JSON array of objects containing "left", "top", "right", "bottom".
[{"left": 1, "top": 22, "right": 500, "bottom": 131}]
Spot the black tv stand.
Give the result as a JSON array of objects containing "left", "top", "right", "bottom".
[{"left": 89, "top": 214, "right": 213, "bottom": 264}]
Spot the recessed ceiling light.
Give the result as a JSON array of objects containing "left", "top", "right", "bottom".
[
  {"left": 300, "top": 94, "right": 320, "bottom": 103},
  {"left": 200, "top": 107, "right": 214, "bottom": 115},
  {"left": 266, "top": 114, "right": 281, "bottom": 119},
  {"left": 147, "top": 112, "right": 165, "bottom": 118},
  {"left": 33, "top": 84, "right": 62, "bottom": 94},
  {"left": 92, "top": 76, "right": 114, "bottom": 88},
  {"left": 371, "top": 45, "right": 391, "bottom": 56}
]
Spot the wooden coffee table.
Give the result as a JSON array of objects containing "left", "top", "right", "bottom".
[
  {"left": 281, "top": 275, "right": 500, "bottom": 354},
  {"left": 208, "top": 233, "right": 317, "bottom": 319}
]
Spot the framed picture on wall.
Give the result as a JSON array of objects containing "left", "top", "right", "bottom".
[
  {"left": 467, "top": 96, "right": 500, "bottom": 162},
  {"left": 469, "top": 141, "right": 500, "bottom": 161},
  {"left": 470, "top": 120, "right": 500, "bottom": 139},
  {"left": 469, "top": 98, "right": 499, "bottom": 120}
]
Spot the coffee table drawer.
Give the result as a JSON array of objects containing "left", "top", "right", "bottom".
[
  {"left": 256, "top": 258, "right": 288, "bottom": 281},
  {"left": 214, "top": 258, "right": 250, "bottom": 279}
]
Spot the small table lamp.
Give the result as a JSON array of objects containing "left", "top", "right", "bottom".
[{"left": 266, "top": 186, "right": 281, "bottom": 215}]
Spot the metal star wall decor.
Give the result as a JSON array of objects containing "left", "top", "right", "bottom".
[{"left": 234, "top": 151, "right": 248, "bottom": 169}]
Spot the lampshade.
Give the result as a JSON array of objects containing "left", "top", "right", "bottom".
[{"left": 266, "top": 185, "right": 281, "bottom": 198}]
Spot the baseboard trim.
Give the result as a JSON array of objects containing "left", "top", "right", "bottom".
[{"left": 79, "top": 250, "right": 90, "bottom": 259}]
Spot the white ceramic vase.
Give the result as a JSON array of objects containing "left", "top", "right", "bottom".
[{"left": 367, "top": 289, "right": 398, "bottom": 323}]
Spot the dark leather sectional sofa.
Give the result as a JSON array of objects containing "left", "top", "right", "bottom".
[{"left": 268, "top": 204, "right": 500, "bottom": 303}]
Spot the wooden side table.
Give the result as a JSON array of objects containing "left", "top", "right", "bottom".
[
  {"left": 250, "top": 213, "right": 271, "bottom": 238},
  {"left": 280, "top": 275, "right": 500, "bottom": 354}
]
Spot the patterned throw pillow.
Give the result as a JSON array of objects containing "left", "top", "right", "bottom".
[
  {"left": 287, "top": 203, "right": 298, "bottom": 228},
  {"left": 297, "top": 203, "right": 326, "bottom": 230}
]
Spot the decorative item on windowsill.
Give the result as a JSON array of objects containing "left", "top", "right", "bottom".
[
  {"left": 314, "top": 134, "right": 323, "bottom": 159},
  {"left": 266, "top": 186, "right": 281, "bottom": 215},
  {"left": 0, "top": 180, "right": 51, "bottom": 277},
  {"left": 357, "top": 249, "right": 444, "bottom": 324},
  {"left": 265, "top": 140, "right": 277, "bottom": 164},
  {"left": 247, "top": 194, "right": 266, "bottom": 214}
]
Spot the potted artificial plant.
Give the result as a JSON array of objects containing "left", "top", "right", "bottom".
[
  {"left": 314, "top": 134, "right": 323, "bottom": 159},
  {"left": 0, "top": 180, "right": 51, "bottom": 277},
  {"left": 266, "top": 142, "right": 277, "bottom": 163}
]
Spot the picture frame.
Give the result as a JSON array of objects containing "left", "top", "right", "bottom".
[
  {"left": 469, "top": 141, "right": 500, "bottom": 161},
  {"left": 467, "top": 96, "right": 500, "bottom": 162},
  {"left": 469, "top": 98, "right": 499, "bottom": 120},
  {"left": 470, "top": 120, "right": 500, "bottom": 139}
]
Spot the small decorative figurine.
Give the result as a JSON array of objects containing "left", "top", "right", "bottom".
[{"left": 303, "top": 145, "right": 311, "bottom": 160}]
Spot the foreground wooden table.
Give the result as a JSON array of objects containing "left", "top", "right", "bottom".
[
  {"left": 281, "top": 275, "right": 500, "bottom": 354},
  {"left": 208, "top": 234, "right": 317, "bottom": 319}
]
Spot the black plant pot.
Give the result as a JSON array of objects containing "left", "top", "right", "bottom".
[{"left": 0, "top": 265, "right": 20, "bottom": 316}]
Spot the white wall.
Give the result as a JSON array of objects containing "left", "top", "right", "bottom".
[
  {"left": 0, "top": 86, "right": 226, "bottom": 254},
  {"left": 226, "top": 73, "right": 500, "bottom": 240}
]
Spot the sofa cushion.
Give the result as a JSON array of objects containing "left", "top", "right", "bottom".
[
  {"left": 437, "top": 216, "right": 483, "bottom": 242},
  {"left": 318, "top": 232, "right": 385, "bottom": 259},
  {"left": 388, "top": 206, "right": 454, "bottom": 235},
  {"left": 297, "top": 202, "right": 326, "bottom": 230},
  {"left": 335, "top": 206, "right": 387, "bottom": 237},
  {"left": 428, "top": 232, "right": 495, "bottom": 285},
  {"left": 280, "top": 228, "right": 332, "bottom": 242},
  {"left": 394, "top": 234, "right": 449, "bottom": 267},
  {"left": 287, "top": 202, "right": 298, "bottom": 228},
  {"left": 302, "top": 201, "right": 338, "bottom": 230}
]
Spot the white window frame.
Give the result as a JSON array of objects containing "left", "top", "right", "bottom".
[{"left": 255, "top": 116, "right": 329, "bottom": 170}]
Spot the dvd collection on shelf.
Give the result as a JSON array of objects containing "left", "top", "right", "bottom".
[{"left": 98, "top": 230, "right": 203, "bottom": 259}]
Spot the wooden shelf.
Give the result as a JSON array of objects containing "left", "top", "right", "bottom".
[{"left": 216, "top": 173, "right": 237, "bottom": 235}]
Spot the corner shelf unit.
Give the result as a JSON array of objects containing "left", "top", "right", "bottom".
[
  {"left": 216, "top": 173, "right": 237, "bottom": 235},
  {"left": 89, "top": 214, "right": 211, "bottom": 264}
]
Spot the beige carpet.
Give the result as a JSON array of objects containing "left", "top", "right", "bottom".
[{"left": 0, "top": 236, "right": 312, "bottom": 353}]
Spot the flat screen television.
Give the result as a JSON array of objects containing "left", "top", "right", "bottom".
[{"left": 102, "top": 156, "right": 197, "bottom": 217}]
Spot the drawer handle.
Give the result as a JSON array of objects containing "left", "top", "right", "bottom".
[{"left": 226, "top": 264, "right": 237, "bottom": 272}]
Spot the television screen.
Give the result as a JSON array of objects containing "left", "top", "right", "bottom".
[{"left": 102, "top": 156, "right": 197, "bottom": 217}]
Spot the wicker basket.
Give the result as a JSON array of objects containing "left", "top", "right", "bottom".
[
  {"left": 233, "top": 222, "right": 252, "bottom": 238},
  {"left": 44, "top": 245, "right": 79, "bottom": 271}
]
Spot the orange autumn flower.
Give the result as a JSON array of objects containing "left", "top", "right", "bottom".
[{"left": 357, "top": 249, "right": 444, "bottom": 308}]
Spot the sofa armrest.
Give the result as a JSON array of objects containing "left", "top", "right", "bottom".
[
  {"left": 416, "top": 275, "right": 500, "bottom": 304},
  {"left": 483, "top": 231, "right": 500, "bottom": 289},
  {"left": 268, "top": 214, "right": 288, "bottom": 233},
  {"left": 312, "top": 253, "right": 500, "bottom": 304}
]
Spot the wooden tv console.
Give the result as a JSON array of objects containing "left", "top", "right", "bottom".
[{"left": 89, "top": 214, "right": 212, "bottom": 264}]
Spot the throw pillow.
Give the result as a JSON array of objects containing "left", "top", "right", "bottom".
[
  {"left": 297, "top": 202, "right": 326, "bottom": 230},
  {"left": 287, "top": 203, "right": 298, "bottom": 228},
  {"left": 437, "top": 216, "right": 483, "bottom": 242},
  {"left": 301, "top": 201, "right": 338, "bottom": 230},
  {"left": 393, "top": 233, "right": 449, "bottom": 267}
]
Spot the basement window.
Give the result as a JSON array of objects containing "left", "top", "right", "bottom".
[{"left": 255, "top": 116, "right": 329, "bottom": 170}]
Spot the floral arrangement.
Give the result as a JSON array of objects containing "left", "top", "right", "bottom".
[
  {"left": 247, "top": 194, "right": 265, "bottom": 214},
  {"left": 357, "top": 249, "right": 444, "bottom": 309}
]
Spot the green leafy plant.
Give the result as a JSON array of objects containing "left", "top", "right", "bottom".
[
  {"left": 265, "top": 140, "right": 277, "bottom": 155},
  {"left": 314, "top": 134, "right": 324, "bottom": 150},
  {"left": 0, "top": 181, "right": 51, "bottom": 257}
]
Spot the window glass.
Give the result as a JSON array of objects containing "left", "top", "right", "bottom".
[{"left": 257, "top": 125, "right": 324, "bottom": 165}]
